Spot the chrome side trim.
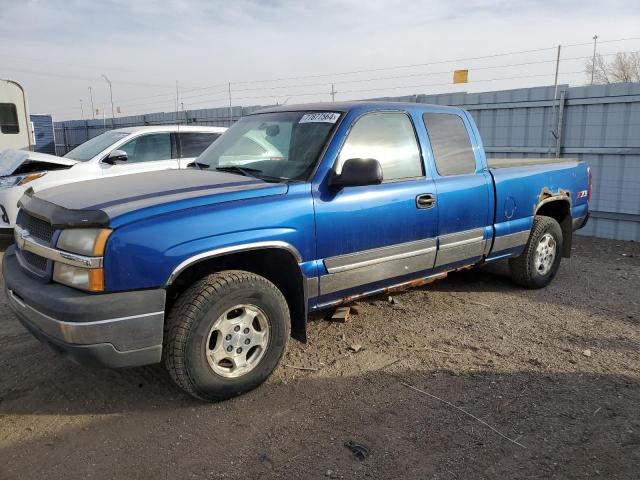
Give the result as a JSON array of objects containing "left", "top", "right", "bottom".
[
  {"left": 321, "top": 245, "right": 437, "bottom": 295},
  {"left": 7, "top": 289, "right": 164, "bottom": 351},
  {"left": 491, "top": 230, "right": 531, "bottom": 253},
  {"left": 483, "top": 237, "right": 493, "bottom": 256},
  {"left": 306, "top": 276, "right": 319, "bottom": 299},
  {"left": 14, "top": 226, "right": 103, "bottom": 268},
  {"left": 324, "top": 238, "right": 437, "bottom": 274},
  {"left": 438, "top": 228, "right": 485, "bottom": 249},
  {"left": 434, "top": 228, "right": 485, "bottom": 267},
  {"left": 165, "top": 241, "right": 303, "bottom": 285}
]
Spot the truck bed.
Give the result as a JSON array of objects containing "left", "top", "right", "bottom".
[{"left": 487, "top": 157, "right": 589, "bottom": 258}]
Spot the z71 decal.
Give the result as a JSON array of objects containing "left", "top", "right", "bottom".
[{"left": 577, "top": 190, "right": 588, "bottom": 199}]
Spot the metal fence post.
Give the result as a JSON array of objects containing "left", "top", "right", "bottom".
[
  {"left": 62, "top": 124, "right": 68, "bottom": 154},
  {"left": 555, "top": 90, "right": 566, "bottom": 158}
]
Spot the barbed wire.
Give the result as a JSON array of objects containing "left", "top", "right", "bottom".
[{"left": 39, "top": 35, "right": 640, "bottom": 118}]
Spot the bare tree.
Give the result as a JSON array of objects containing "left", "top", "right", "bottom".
[{"left": 585, "top": 52, "right": 640, "bottom": 84}]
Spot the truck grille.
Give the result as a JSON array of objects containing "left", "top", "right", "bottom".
[
  {"left": 16, "top": 212, "right": 54, "bottom": 275},
  {"left": 22, "top": 250, "right": 48, "bottom": 272},
  {"left": 19, "top": 212, "right": 53, "bottom": 243}
]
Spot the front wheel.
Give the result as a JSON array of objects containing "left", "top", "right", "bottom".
[
  {"left": 509, "top": 216, "right": 563, "bottom": 289},
  {"left": 164, "top": 270, "right": 290, "bottom": 401}
]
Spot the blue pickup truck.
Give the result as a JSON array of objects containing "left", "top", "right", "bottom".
[{"left": 3, "top": 102, "right": 590, "bottom": 401}]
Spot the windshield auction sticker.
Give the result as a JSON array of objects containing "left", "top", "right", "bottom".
[{"left": 299, "top": 112, "right": 341, "bottom": 124}]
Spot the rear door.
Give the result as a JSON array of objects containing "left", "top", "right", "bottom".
[
  {"left": 101, "top": 132, "right": 178, "bottom": 177},
  {"left": 314, "top": 111, "right": 439, "bottom": 302},
  {"left": 177, "top": 131, "right": 223, "bottom": 168},
  {"left": 422, "top": 111, "right": 492, "bottom": 269}
]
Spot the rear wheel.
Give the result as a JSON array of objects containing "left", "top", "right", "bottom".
[
  {"left": 164, "top": 270, "right": 290, "bottom": 401},
  {"left": 509, "top": 216, "right": 563, "bottom": 289}
]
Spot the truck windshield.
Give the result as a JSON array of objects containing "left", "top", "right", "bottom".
[
  {"left": 196, "top": 111, "right": 341, "bottom": 181},
  {"left": 64, "top": 131, "right": 129, "bottom": 161}
]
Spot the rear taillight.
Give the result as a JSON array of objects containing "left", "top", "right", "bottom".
[{"left": 587, "top": 167, "right": 592, "bottom": 202}]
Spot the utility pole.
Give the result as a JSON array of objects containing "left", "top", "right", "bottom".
[
  {"left": 175, "top": 80, "right": 179, "bottom": 123},
  {"left": 228, "top": 82, "right": 233, "bottom": 126},
  {"left": 552, "top": 44, "right": 561, "bottom": 97},
  {"left": 330, "top": 83, "right": 337, "bottom": 102},
  {"left": 88, "top": 86, "right": 95, "bottom": 119},
  {"left": 590, "top": 34, "right": 598, "bottom": 85},
  {"left": 101, "top": 74, "right": 115, "bottom": 127},
  {"left": 80, "top": 99, "right": 84, "bottom": 120}
]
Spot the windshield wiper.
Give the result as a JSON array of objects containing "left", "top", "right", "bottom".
[
  {"left": 215, "top": 166, "right": 264, "bottom": 178},
  {"left": 187, "top": 161, "right": 210, "bottom": 169}
]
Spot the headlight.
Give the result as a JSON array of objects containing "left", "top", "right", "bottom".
[
  {"left": 57, "top": 228, "right": 112, "bottom": 256},
  {"left": 0, "top": 172, "right": 46, "bottom": 188},
  {"left": 54, "top": 228, "right": 112, "bottom": 292},
  {"left": 53, "top": 263, "right": 105, "bottom": 292}
]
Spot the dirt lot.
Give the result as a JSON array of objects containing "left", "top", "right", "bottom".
[{"left": 0, "top": 236, "right": 638, "bottom": 480}]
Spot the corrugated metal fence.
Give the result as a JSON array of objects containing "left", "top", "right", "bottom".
[
  {"left": 54, "top": 83, "right": 640, "bottom": 241},
  {"left": 54, "top": 105, "right": 268, "bottom": 156},
  {"left": 30, "top": 114, "right": 56, "bottom": 155}
]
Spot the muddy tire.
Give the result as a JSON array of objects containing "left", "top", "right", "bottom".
[
  {"left": 509, "top": 216, "right": 563, "bottom": 289},
  {"left": 164, "top": 270, "right": 290, "bottom": 402}
]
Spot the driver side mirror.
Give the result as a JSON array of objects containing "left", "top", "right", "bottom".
[
  {"left": 329, "top": 158, "right": 383, "bottom": 189},
  {"left": 103, "top": 149, "right": 128, "bottom": 165}
]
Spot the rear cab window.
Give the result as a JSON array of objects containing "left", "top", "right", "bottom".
[
  {"left": 0, "top": 103, "right": 19, "bottom": 134},
  {"left": 179, "top": 132, "right": 221, "bottom": 157},
  {"left": 337, "top": 112, "right": 423, "bottom": 181},
  {"left": 423, "top": 112, "right": 476, "bottom": 176}
]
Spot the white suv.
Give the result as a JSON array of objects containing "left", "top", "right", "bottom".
[{"left": 0, "top": 125, "right": 226, "bottom": 232}]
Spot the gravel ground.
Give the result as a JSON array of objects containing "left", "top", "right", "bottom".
[{"left": 0, "top": 236, "right": 638, "bottom": 480}]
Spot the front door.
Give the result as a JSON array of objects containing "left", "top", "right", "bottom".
[
  {"left": 101, "top": 132, "right": 178, "bottom": 177},
  {"left": 313, "top": 111, "right": 439, "bottom": 303}
]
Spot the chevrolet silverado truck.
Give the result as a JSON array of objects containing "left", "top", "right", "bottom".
[{"left": 3, "top": 102, "right": 591, "bottom": 401}]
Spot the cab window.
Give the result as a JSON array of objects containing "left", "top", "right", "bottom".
[
  {"left": 118, "top": 133, "right": 172, "bottom": 163},
  {"left": 423, "top": 113, "right": 476, "bottom": 176},
  {"left": 179, "top": 132, "right": 221, "bottom": 158},
  {"left": 336, "top": 112, "right": 423, "bottom": 181}
]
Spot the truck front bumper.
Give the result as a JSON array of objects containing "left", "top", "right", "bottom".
[{"left": 3, "top": 246, "right": 165, "bottom": 368}]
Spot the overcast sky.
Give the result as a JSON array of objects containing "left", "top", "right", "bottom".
[{"left": 1, "top": 0, "right": 639, "bottom": 120}]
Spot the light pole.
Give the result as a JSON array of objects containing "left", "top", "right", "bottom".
[
  {"left": 80, "top": 99, "right": 84, "bottom": 120},
  {"left": 88, "top": 86, "right": 95, "bottom": 119},
  {"left": 590, "top": 34, "right": 598, "bottom": 85},
  {"left": 101, "top": 74, "right": 115, "bottom": 127}
]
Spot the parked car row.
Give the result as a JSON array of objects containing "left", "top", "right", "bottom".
[
  {"left": 1, "top": 102, "right": 590, "bottom": 402},
  {"left": 0, "top": 126, "right": 226, "bottom": 232}
]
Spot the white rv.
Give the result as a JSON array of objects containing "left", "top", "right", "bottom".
[{"left": 0, "top": 79, "right": 33, "bottom": 151}]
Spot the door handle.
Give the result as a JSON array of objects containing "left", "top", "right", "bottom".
[{"left": 416, "top": 193, "right": 436, "bottom": 209}]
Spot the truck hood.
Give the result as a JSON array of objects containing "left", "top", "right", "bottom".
[
  {"left": 25, "top": 169, "right": 286, "bottom": 227},
  {"left": 0, "top": 149, "right": 78, "bottom": 177}
]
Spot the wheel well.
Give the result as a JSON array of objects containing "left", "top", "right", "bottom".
[
  {"left": 536, "top": 199, "right": 572, "bottom": 257},
  {"left": 166, "top": 248, "right": 307, "bottom": 342}
]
